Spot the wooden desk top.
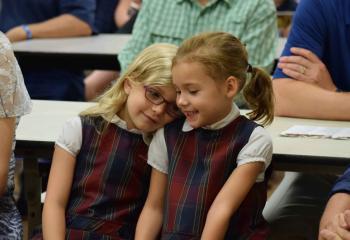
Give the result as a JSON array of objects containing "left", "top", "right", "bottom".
[
  {"left": 16, "top": 100, "right": 350, "bottom": 173},
  {"left": 13, "top": 34, "right": 130, "bottom": 55},
  {"left": 13, "top": 34, "right": 131, "bottom": 70}
]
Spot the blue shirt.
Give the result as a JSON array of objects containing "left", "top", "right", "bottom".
[
  {"left": 273, "top": 0, "right": 350, "bottom": 91},
  {"left": 0, "top": 0, "right": 96, "bottom": 32},
  {"left": 277, "top": 0, "right": 297, "bottom": 11},
  {"left": 331, "top": 167, "right": 350, "bottom": 196},
  {"left": 0, "top": 0, "right": 96, "bottom": 101},
  {"left": 95, "top": 0, "right": 119, "bottom": 33}
]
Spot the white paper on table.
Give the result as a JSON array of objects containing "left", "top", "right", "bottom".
[{"left": 280, "top": 125, "right": 350, "bottom": 140}]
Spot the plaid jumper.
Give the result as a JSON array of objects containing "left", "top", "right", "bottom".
[
  {"left": 162, "top": 116, "right": 269, "bottom": 240},
  {"left": 65, "top": 116, "right": 151, "bottom": 239}
]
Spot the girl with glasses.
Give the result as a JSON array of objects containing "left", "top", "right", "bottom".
[
  {"left": 40, "top": 43, "right": 180, "bottom": 239},
  {"left": 136, "top": 32, "right": 274, "bottom": 240}
]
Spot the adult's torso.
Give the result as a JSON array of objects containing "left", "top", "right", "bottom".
[
  {"left": 145, "top": 0, "right": 260, "bottom": 47},
  {"left": 274, "top": 0, "right": 350, "bottom": 91}
]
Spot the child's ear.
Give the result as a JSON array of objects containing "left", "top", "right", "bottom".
[
  {"left": 123, "top": 78, "right": 132, "bottom": 94},
  {"left": 225, "top": 76, "right": 239, "bottom": 98}
]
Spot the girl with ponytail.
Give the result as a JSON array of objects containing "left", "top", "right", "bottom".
[{"left": 136, "top": 32, "right": 274, "bottom": 239}]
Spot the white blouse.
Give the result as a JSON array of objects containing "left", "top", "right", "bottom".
[{"left": 56, "top": 115, "right": 148, "bottom": 157}]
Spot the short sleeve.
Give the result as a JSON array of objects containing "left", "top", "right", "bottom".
[
  {"left": 60, "top": 0, "right": 96, "bottom": 29},
  {"left": 273, "top": 0, "right": 327, "bottom": 79},
  {"left": 237, "top": 126, "right": 273, "bottom": 182},
  {"left": 94, "top": 0, "right": 119, "bottom": 33},
  {"left": 147, "top": 128, "right": 169, "bottom": 174},
  {"left": 0, "top": 32, "right": 32, "bottom": 118},
  {"left": 55, "top": 117, "right": 82, "bottom": 157},
  {"left": 330, "top": 167, "right": 350, "bottom": 196}
]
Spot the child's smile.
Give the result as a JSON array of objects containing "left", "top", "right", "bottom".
[{"left": 172, "top": 61, "right": 233, "bottom": 128}]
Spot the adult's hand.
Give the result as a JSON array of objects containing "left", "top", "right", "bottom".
[
  {"left": 320, "top": 210, "right": 350, "bottom": 240},
  {"left": 277, "top": 47, "right": 336, "bottom": 91},
  {"left": 6, "top": 26, "right": 27, "bottom": 42}
]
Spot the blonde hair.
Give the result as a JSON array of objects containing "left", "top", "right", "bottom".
[
  {"left": 81, "top": 43, "right": 178, "bottom": 122},
  {"left": 172, "top": 32, "right": 274, "bottom": 125}
]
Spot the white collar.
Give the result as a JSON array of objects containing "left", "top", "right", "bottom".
[{"left": 102, "top": 114, "right": 151, "bottom": 145}]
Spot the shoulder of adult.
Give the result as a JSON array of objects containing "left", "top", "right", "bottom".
[
  {"left": 59, "top": 0, "right": 96, "bottom": 27},
  {"left": 330, "top": 167, "right": 350, "bottom": 195}
]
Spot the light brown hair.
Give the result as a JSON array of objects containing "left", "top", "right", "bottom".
[{"left": 172, "top": 32, "right": 274, "bottom": 125}]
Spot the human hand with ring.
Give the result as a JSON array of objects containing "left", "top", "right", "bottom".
[{"left": 277, "top": 47, "right": 337, "bottom": 91}]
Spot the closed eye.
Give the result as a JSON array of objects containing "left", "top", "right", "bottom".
[{"left": 148, "top": 88, "right": 162, "bottom": 100}]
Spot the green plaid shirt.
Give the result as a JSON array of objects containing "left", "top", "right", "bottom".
[{"left": 118, "top": 0, "right": 278, "bottom": 106}]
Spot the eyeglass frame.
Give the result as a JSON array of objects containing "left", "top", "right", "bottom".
[{"left": 143, "top": 86, "right": 183, "bottom": 118}]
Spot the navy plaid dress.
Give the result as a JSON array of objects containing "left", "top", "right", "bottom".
[
  {"left": 162, "top": 116, "right": 270, "bottom": 240},
  {"left": 65, "top": 116, "right": 151, "bottom": 239}
]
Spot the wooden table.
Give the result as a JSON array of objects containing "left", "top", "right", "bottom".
[
  {"left": 15, "top": 100, "right": 350, "bottom": 237},
  {"left": 16, "top": 100, "right": 94, "bottom": 237},
  {"left": 264, "top": 115, "right": 350, "bottom": 173},
  {"left": 12, "top": 34, "right": 286, "bottom": 71},
  {"left": 13, "top": 34, "right": 131, "bottom": 70}
]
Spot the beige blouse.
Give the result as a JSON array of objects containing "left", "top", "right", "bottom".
[
  {"left": 0, "top": 31, "right": 32, "bottom": 118},
  {"left": 0, "top": 31, "right": 31, "bottom": 195}
]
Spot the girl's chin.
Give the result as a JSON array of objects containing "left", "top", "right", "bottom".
[
  {"left": 187, "top": 120, "right": 201, "bottom": 129},
  {"left": 138, "top": 125, "right": 157, "bottom": 133}
]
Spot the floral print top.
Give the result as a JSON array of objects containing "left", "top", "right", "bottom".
[{"left": 0, "top": 31, "right": 31, "bottom": 195}]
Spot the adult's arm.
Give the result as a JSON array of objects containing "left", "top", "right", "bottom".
[
  {"left": 6, "top": 0, "right": 96, "bottom": 42},
  {"left": 115, "top": 0, "right": 132, "bottom": 28},
  {"left": 0, "top": 117, "right": 16, "bottom": 197},
  {"left": 6, "top": 14, "right": 92, "bottom": 42},
  {"left": 0, "top": 33, "right": 31, "bottom": 196},
  {"left": 241, "top": 0, "right": 278, "bottom": 72},
  {"left": 115, "top": 0, "right": 141, "bottom": 28},
  {"left": 42, "top": 146, "right": 76, "bottom": 239},
  {"left": 273, "top": 0, "right": 350, "bottom": 120},
  {"left": 273, "top": 79, "right": 350, "bottom": 120}
]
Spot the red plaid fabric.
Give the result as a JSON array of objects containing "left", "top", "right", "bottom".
[
  {"left": 162, "top": 116, "right": 270, "bottom": 240},
  {"left": 65, "top": 116, "right": 151, "bottom": 239}
]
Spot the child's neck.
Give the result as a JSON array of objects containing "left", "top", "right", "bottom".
[{"left": 116, "top": 108, "right": 132, "bottom": 129}]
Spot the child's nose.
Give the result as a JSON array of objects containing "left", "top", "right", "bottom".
[{"left": 177, "top": 95, "right": 187, "bottom": 106}]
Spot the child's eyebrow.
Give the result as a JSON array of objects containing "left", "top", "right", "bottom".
[{"left": 177, "top": 83, "right": 198, "bottom": 88}]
